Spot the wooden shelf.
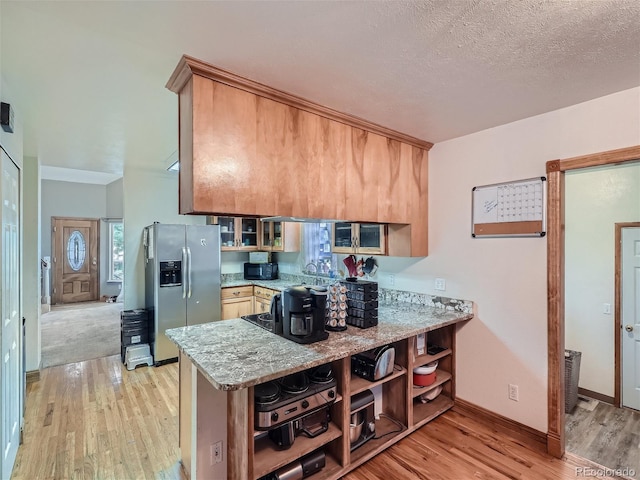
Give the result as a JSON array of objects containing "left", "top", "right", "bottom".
[
  {"left": 349, "top": 414, "right": 407, "bottom": 466},
  {"left": 320, "top": 454, "right": 343, "bottom": 479},
  {"left": 412, "top": 394, "right": 454, "bottom": 428},
  {"left": 413, "top": 348, "right": 452, "bottom": 366},
  {"left": 254, "top": 452, "right": 342, "bottom": 480},
  {"left": 253, "top": 422, "right": 342, "bottom": 479},
  {"left": 411, "top": 370, "right": 452, "bottom": 399},
  {"left": 350, "top": 366, "right": 406, "bottom": 396}
]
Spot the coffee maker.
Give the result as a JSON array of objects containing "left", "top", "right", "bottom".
[{"left": 282, "top": 286, "right": 329, "bottom": 344}]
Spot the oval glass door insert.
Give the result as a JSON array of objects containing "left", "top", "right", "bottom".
[{"left": 67, "top": 230, "right": 86, "bottom": 271}]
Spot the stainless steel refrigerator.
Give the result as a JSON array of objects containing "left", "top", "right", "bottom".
[{"left": 144, "top": 223, "right": 221, "bottom": 364}]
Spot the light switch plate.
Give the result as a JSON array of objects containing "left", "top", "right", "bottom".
[{"left": 434, "top": 278, "right": 446, "bottom": 291}]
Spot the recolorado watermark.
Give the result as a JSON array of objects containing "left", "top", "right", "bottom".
[{"left": 576, "top": 466, "right": 636, "bottom": 477}]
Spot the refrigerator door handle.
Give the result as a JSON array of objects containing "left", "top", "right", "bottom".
[
  {"left": 187, "top": 246, "right": 193, "bottom": 298},
  {"left": 181, "top": 247, "right": 188, "bottom": 299}
]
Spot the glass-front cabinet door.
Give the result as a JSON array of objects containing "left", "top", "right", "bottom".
[
  {"left": 219, "top": 216, "right": 236, "bottom": 249},
  {"left": 240, "top": 218, "right": 259, "bottom": 250},
  {"left": 260, "top": 221, "right": 300, "bottom": 252},
  {"left": 218, "top": 216, "right": 259, "bottom": 251},
  {"left": 261, "top": 221, "right": 284, "bottom": 251},
  {"left": 357, "top": 224, "right": 386, "bottom": 255},
  {"left": 332, "top": 222, "right": 355, "bottom": 254},
  {"left": 332, "top": 222, "right": 386, "bottom": 255}
]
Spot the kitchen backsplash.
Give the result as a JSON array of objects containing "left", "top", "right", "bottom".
[{"left": 221, "top": 272, "right": 473, "bottom": 314}]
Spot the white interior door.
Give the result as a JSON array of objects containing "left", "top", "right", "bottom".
[
  {"left": 1, "top": 149, "right": 21, "bottom": 479},
  {"left": 622, "top": 227, "right": 640, "bottom": 410}
]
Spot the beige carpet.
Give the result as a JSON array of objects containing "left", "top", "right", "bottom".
[{"left": 41, "top": 301, "right": 123, "bottom": 368}]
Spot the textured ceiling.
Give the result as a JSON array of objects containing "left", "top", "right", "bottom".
[{"left": 1, "top": 0, "right": 639, "bottom": 176}]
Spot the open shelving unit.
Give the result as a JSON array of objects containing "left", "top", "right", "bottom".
[
  {"left": 250, "top": 325, "right": 457, "bottom": 479},
  {"left": 253, "top": 423, "right": 342, "bottom": 478}
]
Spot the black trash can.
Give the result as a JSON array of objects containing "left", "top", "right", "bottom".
[{"left": 564, "top": 349, "right": 582, "bottom": 413}]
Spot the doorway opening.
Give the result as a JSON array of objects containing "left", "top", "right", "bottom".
[
  {"left": 43, "top": 216, "right": 123, "bottom": 367},
  {"left": 546, "top": 145, "right": 640, "bottom": 463},
  {"left": 562, "top": 162, "right": 640, "bottom": 472}
]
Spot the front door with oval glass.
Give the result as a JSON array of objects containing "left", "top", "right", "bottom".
[{"left": 52, "top": 217, "right": 99, "bottom": 304}]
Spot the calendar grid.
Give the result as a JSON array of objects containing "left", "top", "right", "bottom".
[{"left": 472, "top": 177, "right": 546, "bottom": 237}]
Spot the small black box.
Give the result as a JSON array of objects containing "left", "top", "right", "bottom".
[
  {"left": 347, "top": 307, "right": 378, "bottom": 319},
  {"left": 346, "top": 299, "right": 378, "bottom": 310},
  {"left": 342, "top": 279, "right": 378, "bottom": 293},
  {"left": 1, "top": 102, "right": 14, "bottom": 133},
  {"left": 346, "top": 316, "right": 378, "bottom": 329}
]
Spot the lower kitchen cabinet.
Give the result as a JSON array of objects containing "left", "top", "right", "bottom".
[
  {"left": 221, "top": 286, "right": 254, "bottom": 320},
  {"left": 221, "top": 285, "right": 280, "bottom": 319},
  {"left": 253, "top": 286, "right": 278, "bottom": 314}
]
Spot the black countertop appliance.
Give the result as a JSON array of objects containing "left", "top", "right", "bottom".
[{"left": 282, "top": 286, "right": 328, "bottom": 344}]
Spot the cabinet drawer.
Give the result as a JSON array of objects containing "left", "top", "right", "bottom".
[
  {"left": 253, "top": 286, "right": 277, "bottom": 301},
  {"left": 221, "top": 285, "right": 253, "bottom": 299}
]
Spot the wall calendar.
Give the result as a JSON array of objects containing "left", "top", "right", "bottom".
[{"left": 471, "top": 177, "right": 546, "bottom": 237}]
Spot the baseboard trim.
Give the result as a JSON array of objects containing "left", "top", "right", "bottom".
[
  {"left": 454, "top": 398, "right": 547, "bottom": 453},
  {"left": 26, "top": 369, "right": 40, "bottom": 384},
  {"left": 578, "top": 387, "right": 614, "bottom": 405}
]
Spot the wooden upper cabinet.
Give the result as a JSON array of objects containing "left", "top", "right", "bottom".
[
  {"left": 260, "top": 221, "right": 300, "bottom": 252},
  {"left": 167, "top": 55, "right": 432, "bottom": 256}
]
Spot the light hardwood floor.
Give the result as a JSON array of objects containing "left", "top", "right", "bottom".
[
  {"left": 12, "top": 355, "right": 184, "bottom": 480},
  {"left": 12, "top": 355, "right": 629, "bottom": 479},
  {"left": 566, "top": 396, "right": 640, "bottom": 478}
]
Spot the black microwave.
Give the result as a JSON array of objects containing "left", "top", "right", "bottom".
[{"left": 244, "top": 262, "right": 278, "bottom": 280}]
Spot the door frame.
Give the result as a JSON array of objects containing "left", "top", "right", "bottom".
[
  {"left": 615, "top": 223, "right": 640, "bottom": 407},
  {"left": 51, "top": 216, "right": 100, "bottom": 304},
  {"left": 546, "top": 145, "right": 640, "bottom": 457}
]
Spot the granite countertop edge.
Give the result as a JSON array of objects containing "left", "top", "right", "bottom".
[{"left": 166, "top": 304, "right": 473, "bottom": 391}]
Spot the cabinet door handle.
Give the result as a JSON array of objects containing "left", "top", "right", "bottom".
[{"left": 233, "top": 291, "right": 240, "bottom": 296}]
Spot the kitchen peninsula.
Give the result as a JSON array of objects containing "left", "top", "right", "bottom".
[{"left": 167, "top": 298, "right": 473, "bottom": 480}]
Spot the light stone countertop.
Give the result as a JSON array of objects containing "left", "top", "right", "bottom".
[{"left": 166, "top": 302, "right": 472, "bottom": 391}]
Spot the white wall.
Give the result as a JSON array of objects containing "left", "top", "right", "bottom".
[
  {"left": 396, "top": 87, "right": 638, "bottom": 432},
  {"left": 106, "top": 178, "right": 123, "bottom": 217},
  {"left": 22, "top": 156, "right": 40, "bottom": 371},
  {"left": 565, "top": 163, "right": 640, "bottom": 397},
  {"left": 40, "top": 180, "right": 107, "bottom": 259},
  {"left": 102, "top": 178, "right": 124, "bottom": 297},
  {"left": 122, "top": 167, "right": 205, "bottom": 310}
]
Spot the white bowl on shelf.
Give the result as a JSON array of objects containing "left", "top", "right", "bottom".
[
  {"left": 413, "top": 360, "right": 438, "bottom": 375},
  {"left": 419, "top": 385, "right": 443, "bottom": 403}
]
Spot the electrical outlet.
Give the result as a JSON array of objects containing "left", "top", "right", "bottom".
[
  {"left": 388, "top": 274, "right": 395, "bottom": 286},
  {"left": 603, "top": 303, "right": 611, "bottom": 315},
  {"left": 508, "top": 384, "right": 519, "bottom": 401},
  {"left": 434, "top": 278, "right": 446, "bottom": 291},
  {"left": 211, "top": 441, "right": 222, "bottom": 465}
]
